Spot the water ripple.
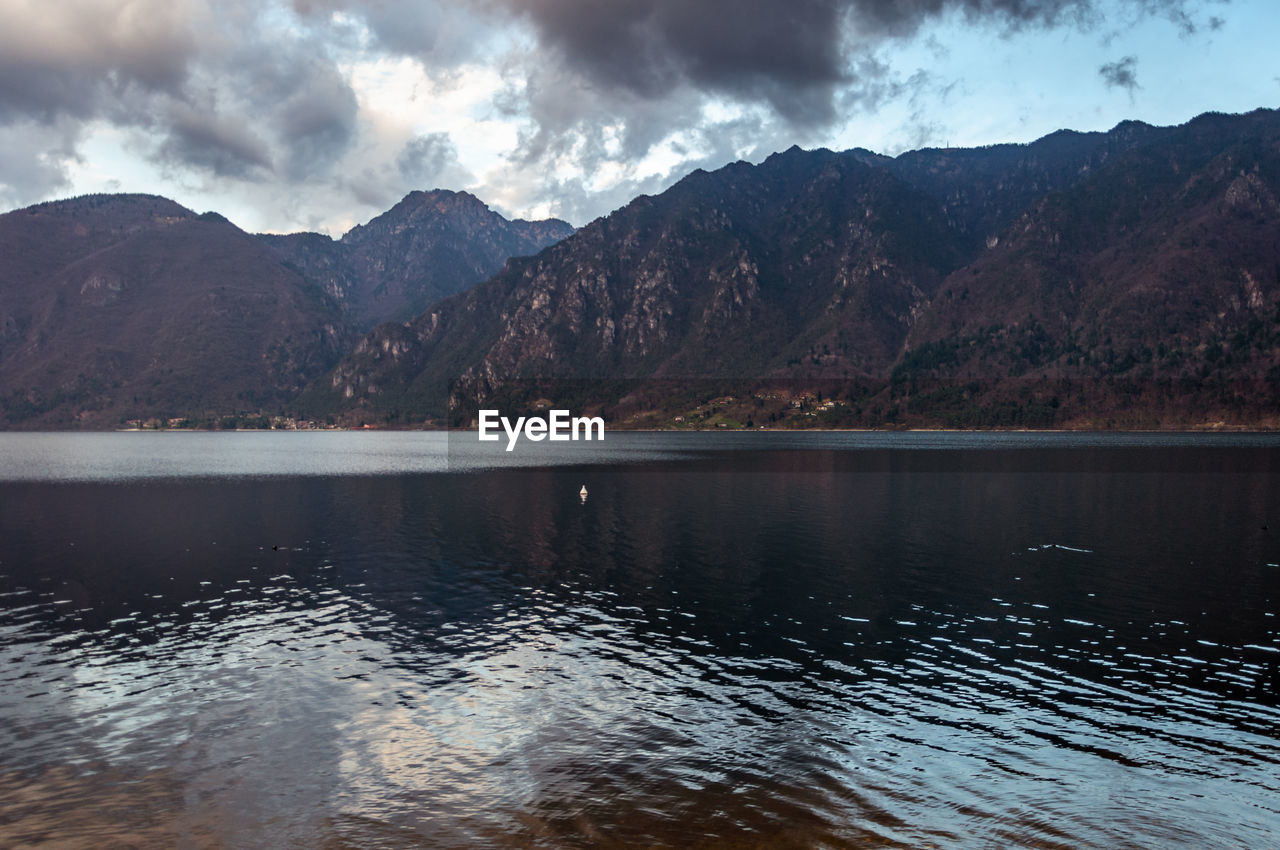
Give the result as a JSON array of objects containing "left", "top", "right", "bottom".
[{"left": 2, "top": 442, "right": 1279, "bottom": 846}]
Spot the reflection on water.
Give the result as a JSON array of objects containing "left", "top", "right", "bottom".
[{"left": 1, "top": 436, "right": 1279, "bottom": 847}]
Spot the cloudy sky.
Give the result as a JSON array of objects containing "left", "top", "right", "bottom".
[{"left": 0, "top": 0, "right": 1275, "bottom": 234}]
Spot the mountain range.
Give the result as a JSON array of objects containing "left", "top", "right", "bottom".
[
  {"left": 3, "top": 108, "right": 1279, "bottom": 430},
  {"left": 313, "top": 108, "right": 1280, "bottom": 429},
  {"left": 0, "top": 191, "right": 570, "bottom": 427}
]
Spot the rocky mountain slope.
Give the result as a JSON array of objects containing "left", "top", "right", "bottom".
[
  {"left": 260, "top": 190, "right": 573, "bottom": 330},
  {"left": 0, "top": 190, "right": 574, "bottom": 428},
  {"left": 897, "top": 110, "right": 1280, "bottom": 427},
  {"left": 0, "top": 195, "right": 351, "bottom": 428},
  {"left": 311, "top": 109, "right": 1280, "bottom": 429}
]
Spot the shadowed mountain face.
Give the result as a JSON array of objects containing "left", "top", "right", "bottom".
[
  {"left": 899, "top": 111, "right": 1280, "bottom": 427},
  {"left": 0, "top": 195, "right": 352, "bottom": 428},
  {"left": 0, "top": 190, "right": 574, "bottom": 429},
  {"left": 313, "top": 109, "right": 1280, "bottom": 429},
  {"left": 259, "top": 190, "right": 574, "bottom": 331}
]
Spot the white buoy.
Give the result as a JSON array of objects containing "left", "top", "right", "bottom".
[{"left": 579, "top": 484, "right": 588, "bottom": 503}]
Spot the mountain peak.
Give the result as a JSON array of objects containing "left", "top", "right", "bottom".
[
  {"left": 261, "top": 189, "right": 574, "bottom": 330},
  {"left": 763, "top": 144, "right": 811, "bottom": 163},
  {"left": 15, "top": 193, "right": 194, "bottom": 224},
  {"left": 343, "top": 189, "right": 497, "bottom": 245},
  {"left": 400, "top": 188, "right": 486, "bottom": 210}
]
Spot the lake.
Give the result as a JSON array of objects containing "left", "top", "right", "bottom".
[{"left": 1, "top": 432, "right": 1278, "bottom": 847}]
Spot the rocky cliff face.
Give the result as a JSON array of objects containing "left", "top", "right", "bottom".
[
  {"left": 313, "top": 109, "right": 1280, "bottom": 429},
  {"left": 313, "top": 149, "right": 967, "bottom": 418},
  {"left": 260, "top": 190, "right": 574, "bottom": 331}
]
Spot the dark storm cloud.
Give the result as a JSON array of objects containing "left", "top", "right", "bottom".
[
  {"left": 0, "top": 1, "right": 201, "bottom": 204},
  {"left": 0, "top": 2, "right": 193, "bottom": 123},
  {"left": 488, "top": 0, "right": 1221, "bottom": 128},
  {"left": 0, "top": 0, "right": 360, "bottom": 206},
  {"left": 497, "top": 0, "right": 851, "bottom": 127},
  {"left": 156, "top": 105, "right": 272, "bottom": 178},
  {"left": 227, "top": 44, "right": 360, "bottom": 180},
  {"left": 1099, "top": 55, "right": 1140, "bottom": 92},
  {"left": 0, "top": 2, "right": 193, "bottom": 116}
]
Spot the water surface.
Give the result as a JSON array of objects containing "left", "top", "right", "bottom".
[{"left": 1, "top": 432, "right": 1278, "bottom": 847}]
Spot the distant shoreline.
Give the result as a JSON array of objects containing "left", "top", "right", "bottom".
[{"left": 98, "top": 424, "right": 1280, "bottom": 434}]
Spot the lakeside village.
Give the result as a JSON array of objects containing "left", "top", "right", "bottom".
[
  {"left": 119, "top": 391, "right": 851, "bottom": 432},
  {"left": 122, "top": 415, "right": 345, "bottom": 431},
  {"left": 119, "top": 387, "right": 1262, "bottom": 432}
]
